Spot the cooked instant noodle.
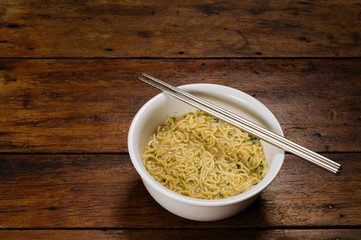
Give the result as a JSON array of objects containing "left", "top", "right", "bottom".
[{"left": 142, "top": 110, "right": 267, "bottom": 199}]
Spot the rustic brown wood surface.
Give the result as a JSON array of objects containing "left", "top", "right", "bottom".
[
  {"left": 1, "top": 59, "right": 360, "bottom": 153},
  {"left": 0, "top": 0, "right": 360, "bottom": 239},
  {"left": 0, "top": 153, "right": 360, "bottom": 228},
  {"left": 1, "top": 229, "right": 361, "bottom": 240},
  {"left": 0, "top": 0, "right": 360, "bottom": 58}
]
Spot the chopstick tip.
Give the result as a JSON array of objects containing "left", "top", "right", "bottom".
[{"left": 335, "top": 165, "right": 342, "bottom": 176}]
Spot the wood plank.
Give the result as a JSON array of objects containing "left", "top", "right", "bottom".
[
  {"left": 0, "top": 0, "right": 360, "bottom": 58},
  {"left": 0, "top": 153, "right": 359, "bottom": 228},
  {"left": 1, "top": 229, "right": 361, "bottom": 240},
  {"left": 1, "top": 59, "right": 360, "bottom": 153}
]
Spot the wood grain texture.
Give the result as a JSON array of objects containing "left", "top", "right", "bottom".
[
  {"left": 1, "top": 59, "right": 360, "bottom": 153},
  {"left": 1, "top": 0, "right": 360, "bottom": 237},
  {"left": 0, "top": 0, "right": 360, "bottom": 58},
  {"left": 1, "top": 229, "right": 361, "bottom": 240},
  {"left": 0, "top": 153, "right": 359, "bottom": 228}
]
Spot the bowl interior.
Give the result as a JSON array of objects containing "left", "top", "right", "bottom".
[{"left": 128, "top": 84, "right": 284, "bottom": 205}]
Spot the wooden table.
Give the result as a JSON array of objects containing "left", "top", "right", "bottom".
[{"left": 1, "top": 1, "right": 360, "bottom": 239}]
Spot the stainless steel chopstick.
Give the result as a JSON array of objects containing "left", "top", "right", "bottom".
[{"left": 138, "top": 73, "right": 342, "bottom": 175}]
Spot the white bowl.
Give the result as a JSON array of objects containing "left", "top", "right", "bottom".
[{"left": 128, "top": 84, "right": 284, "bottom": 221}]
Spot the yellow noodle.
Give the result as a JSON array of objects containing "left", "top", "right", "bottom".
[{"left": 143, "top": 110, "right": 267, "bottom": 200}]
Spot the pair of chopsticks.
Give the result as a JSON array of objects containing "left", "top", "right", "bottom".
[{"left": 138, "top": 73, "right": 342, "bottom": 175}]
